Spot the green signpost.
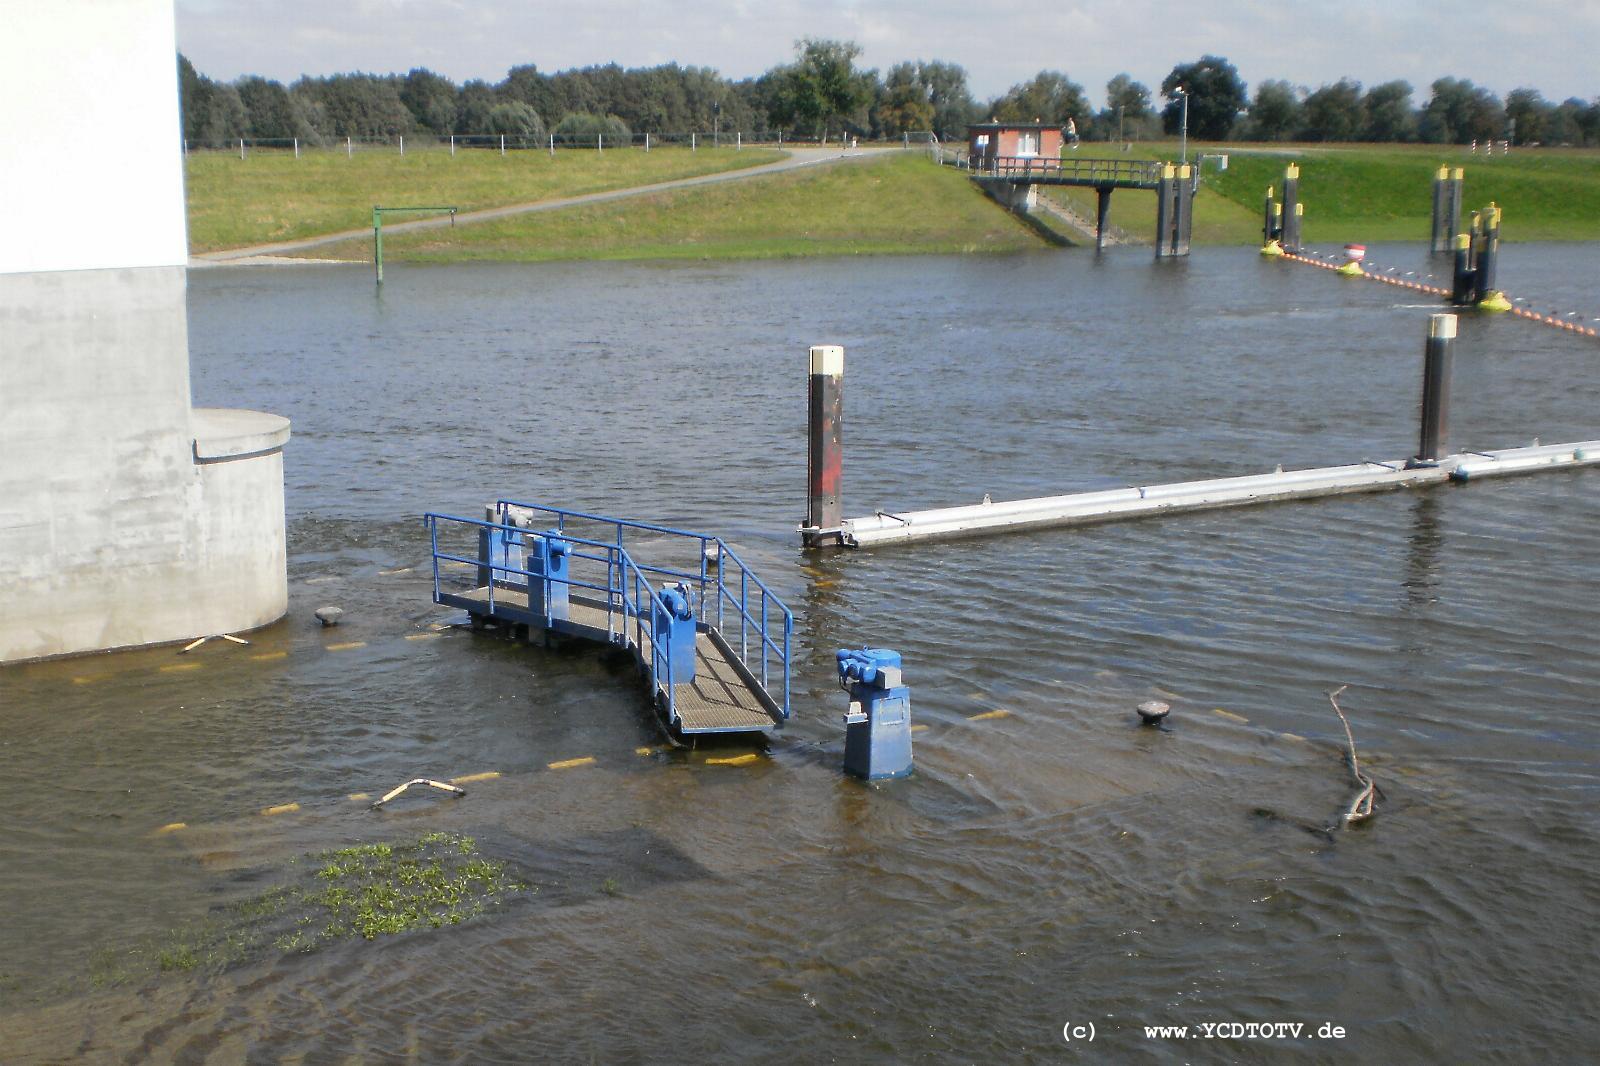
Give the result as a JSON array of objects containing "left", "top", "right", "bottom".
[{"left": 373, "top": 205, "right": 458, "bottom": 284}]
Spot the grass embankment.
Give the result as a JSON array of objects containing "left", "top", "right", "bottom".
[
  {"left": 1045, "top": 142, "right": 1600, "bottom": 245},
  {"left": 314, "top": 152, "right": 1045, "bottom": 262},
  {"left": 185, "top": 145, "right": 783, "bottom": 252}
]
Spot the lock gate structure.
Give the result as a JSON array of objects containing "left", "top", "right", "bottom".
[{"left": 424, "top": 502, "right": 793, "bottom": 740}]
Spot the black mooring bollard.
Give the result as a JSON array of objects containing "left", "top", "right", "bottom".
[
  {"left": 802, "top": 344, "right": 844, "bottom": 547},
  {"left": 1474, "top": 203, "right": 1503, "bottom": 305},
  {"left": 1415, "top": 314, "right": 1456, "bottom": 465},
  {"left": 1429, "top": 166, "right": 1450, "bottom": 253},
  {"left": 1153, "top": 164, "right": 1174, "bottom": 258},
  {"left": 1281, "top": 164, "right": 1301, "bottom": 253},
  {"left": 1450, "top": 233, "right": 1476, "bottom": 306},
  {"left": 1095, "top": 186, "right": 1113, "bottom": 250},
  {"left": 1446, "top": 168, "right": 1463, "bottom": 249},
  {"left": 1172, "top": 165, "right": 1194, "bottom": 256},
  {"left": 1263, "top": 185, "right": 1278, "bottom": 243}
]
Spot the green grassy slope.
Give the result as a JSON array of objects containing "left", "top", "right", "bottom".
[
  {"left": 314, "top": 153, "right": 1048, "bottom": 263},
  {"left": 184, "top": 145, "right": 783, "bottom": 252}
]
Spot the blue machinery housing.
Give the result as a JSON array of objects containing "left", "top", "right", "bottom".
[{"left": 424, "top": 501, "right": 794, "bottom": 740}]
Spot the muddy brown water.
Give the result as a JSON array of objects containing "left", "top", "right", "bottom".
[{"left": 2, "top": 243, "right": 1598, "bottom": 1062}]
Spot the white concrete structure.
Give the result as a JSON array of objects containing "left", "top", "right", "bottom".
[{"left": 0, "top": 0, "right": 289, "bottom": 662}]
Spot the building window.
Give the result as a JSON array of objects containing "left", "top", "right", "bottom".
[{"left": 1017, "top": 131, "right": 1039, "bottom": 157}]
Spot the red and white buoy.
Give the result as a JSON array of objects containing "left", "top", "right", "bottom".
[{"left": 1344, "top": 243, "right": 1367, "bottom": 262}]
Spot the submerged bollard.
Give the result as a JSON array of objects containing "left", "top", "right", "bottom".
[
  {"left": 802, "top": 345, "right": 845, "bottom": 547},
  {"left": 1414, "top": 314, "right": 1456, "bottom": 466},
  {"left": 1095, "top": 186, "right": 1113, "bottom": 250},
  {"left": 1153, "top": 165, "right": 1175, "bottom": 258},
  {"left": 837, "top": 648, "right": 913, "bottom": 780},
  {"left": 1172, "top": 165, "right": 1194, "bottom": 256}
]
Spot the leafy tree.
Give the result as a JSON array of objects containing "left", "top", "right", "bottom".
[
  {"left": 290, "top": 74, "right": 414, "bottom": 139},
  {"left": 400, "top": 68, "right": 459, "bottom": 134},
  {"left": 1301, "top": 79, "right": 1363, "bottom": 142},
  {"left": 992, "top": 71, "right": 1090, "bottom": 131},
  {"left": 1362, "top": 80, "right": 1417, "bottom": 142},
  {"left": 877, "top": 62, "right": 934, "bottom": 135},
  {"left": 1246, "top": 79, "right": 1301, "bottom": 141},
  {"left": 1504, "top": 87, "right": 1550, "bottom": 145},
  {"left": 1420, "top": 78, "right": 1505, "bottom": 144},
  {"left": 485, "top": 102, "right": 544, "bottom": 145},
  {"left": 1160, "top": 56, "right": 1247, "bottom": 140},
  {"left": 552, "top": 111, "right": 630, "bottom": 147},
  {"left": 1105, "top": 74, "right": 1151, "bottom": 119},
  {"left": 456, "top": 80, "right": 498, "bottom": 132},
  {"left": 921, "top": 61, "right": 978, "bottom": 138},
  {"left": 178, "top": 54, "right": 247, "bottom": 147},
  {"left": 499, "top": 64, "right": 559, "bottom": 126},
  {"left": 236, "top": 75, "right": 313, "bottom": 141},
  {"left": 773, "top": 38, "right": 870, "bottom": 138}
]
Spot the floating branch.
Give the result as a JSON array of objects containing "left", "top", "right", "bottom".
[
  {"left": 369, "top": 778, "right": 466, "bottom": 810},
  {"left": 1327, "top": 685, "right": 1378, "bottom": 827}
]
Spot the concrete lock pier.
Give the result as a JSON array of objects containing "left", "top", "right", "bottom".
[
  {"left": 798, "top": 320, "right": 1598, "bottom": 550},
  {"left": 0, "top": 1, "right": 290, "bottom": 662}
]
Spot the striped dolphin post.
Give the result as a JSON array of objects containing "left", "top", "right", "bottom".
[
  {"left": 1429, "top": 166, "right": 1465, "bottom": 253},
  {"left": 803, "top": 345, "right": 845, "bottom": 547},
  {"left": 1413, "top": 314, "right": 1456, "bottom": 466}
]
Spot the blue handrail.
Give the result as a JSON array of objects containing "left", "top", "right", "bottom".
[
  {"left": 423, "top": 509, "right": 793, "bottom": 723},
  {"left": 490, "top": 501, "right": 794, "bottom": 719}
]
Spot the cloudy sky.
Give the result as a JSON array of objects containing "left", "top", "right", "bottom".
[{"left": 175, "top": 0, "right": 1598, "bottom": 105}]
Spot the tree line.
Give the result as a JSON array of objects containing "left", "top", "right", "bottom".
[{"left": 180, "top": 44, "right": 1600, "bottom": 149}]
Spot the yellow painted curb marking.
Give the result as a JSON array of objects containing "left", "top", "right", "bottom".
[
  {"left": 548, "top": 756, "right": 596, "bottom": 771},
  {"left": 251, "top": 651, "right": 288, "bottom": 662},
  {"left": 1213, "top": 708, "right": 1249, "bottom": 724},
  {"left": 160, "top": 662, "right": 202, "bottom": 673},
  {"left": 348, "top": 792, "right": 371, "bottom": 802},
  {"left": 706, "top": 753, "right": 760, "bottom": 766},
  {"left": 325, "top": 641, "right": 366, "bottom": 652},
  {"left": 156, "top": 822, "right": 187, "bottom": 835},
  {"left": 261, "top": 802, "right": 301, "bottom": 817},
  {"left": 449, "top": 771, "right": 500, "bottom": 785},
  {"left": 968, "top": 709, "right": 1011, "bottom": 722},
  {"left": 404, "top": 632, "right": 440, "bottom": 641}
]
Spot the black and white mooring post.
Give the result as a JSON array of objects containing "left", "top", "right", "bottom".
[
  {"left": 802, "top": 344, "right": 845, "bottom": 548},
  {"left": 1414, "top": 314, "right": 1456, "bottom": 466},
  {"left": 1171, "top": 164, "right": 1194, "bottom": 256},
  {"left": 1451, "top": 232, "right": 1476, "bottom": 306},
  {"left": 1280, "top": 164, "right": 1302, "bottom": 254}
]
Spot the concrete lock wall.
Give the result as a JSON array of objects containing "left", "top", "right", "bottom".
[{"left": 0, "top": 0, "right": 290, "bottom": 663}]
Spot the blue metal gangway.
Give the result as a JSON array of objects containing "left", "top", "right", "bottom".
[{"left": 423, "top": 502, "right": 793, "bottom": 739}]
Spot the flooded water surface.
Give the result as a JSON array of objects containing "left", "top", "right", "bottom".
[{"left": 3, "top": 243, "right": 1598, "bottom": 1061}]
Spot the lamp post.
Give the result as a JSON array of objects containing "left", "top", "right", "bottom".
[
  {"left": 1118, "top": 104, "right": 1124, "bottom": 147},
  {"left": 1175, "top": 85, "right": 1189, "bottom": 165}
]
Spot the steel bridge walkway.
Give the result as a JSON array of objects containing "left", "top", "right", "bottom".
[{"left": 425, "top": 502, "right": 792, "bottom": 739}]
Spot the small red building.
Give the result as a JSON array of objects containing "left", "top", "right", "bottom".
[{"left": 967, "top": 122, "right": 1066, "bottom": 167}]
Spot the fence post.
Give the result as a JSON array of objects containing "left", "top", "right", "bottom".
[
  {"left": 449, "top": 134, "right": 455, "bottom": 157},
  {"left": 549, "top": 133, "right": 554, "bottom": 157},
  {"left": 598, "top": 133, "right": 603, "bottom": 153},
  {"left": 645, "top": 131, "right": 650, "bottom": 152},
  {"left": 182, "top": 138, "right": 188, "bottom": 156},
  {"left": 239, "top": 138, "right": 245, "bottom": 161},
  {"left": 500, "top": 134, "right": 505, "bottom": 156},
  {"left": 346, "top": 136, "right": 352, "bottom": 158},
  {"left": 737, "top": 131, "right": 741, "bottom": 150},
  {"left": 692, "top": 132, "right": 696, "bottom": 151}
]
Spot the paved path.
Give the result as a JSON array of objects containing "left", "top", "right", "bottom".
[{"left": 191, "top": 147, "right": 902, "bottom": 264}]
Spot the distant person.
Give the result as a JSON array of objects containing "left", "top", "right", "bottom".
[{"left": 1066, "top": 117, "right": 1079, "bottom": 149}]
